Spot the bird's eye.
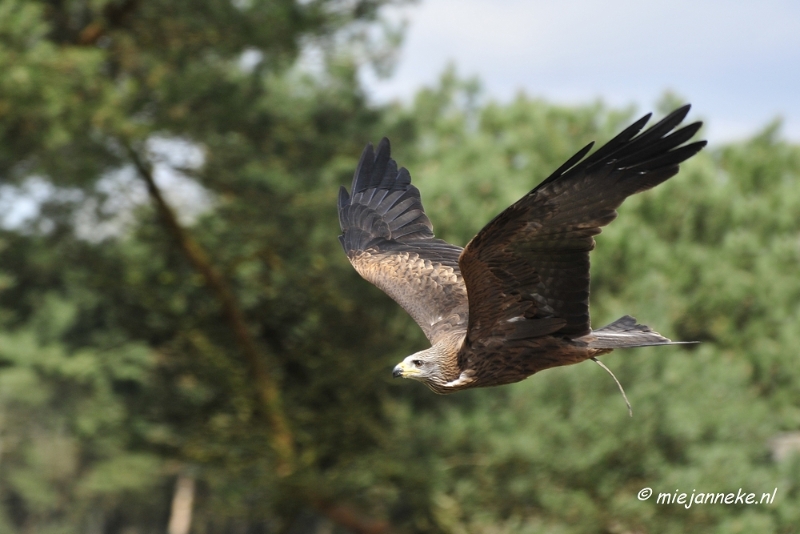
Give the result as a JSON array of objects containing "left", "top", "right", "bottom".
[{"left": 412, "top": 359, "right": 423, "bottom": 367}]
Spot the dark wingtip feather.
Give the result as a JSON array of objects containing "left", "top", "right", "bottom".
[
  {"left": 338, "top": 186, "right": 350, "bottom": 230},
  {"left": 376, "top": 137, "right": 391, "bottom": 155},
  {"left": 667, "top": 103, "right": 691, "bottom": 123},
  {"left": 351, "top": 142, "right": 375, "bottom": 193},
  {"left": 536, "top": 141, "right": 595, "bottom": 189},
  {"left": 368, "top": 137, "right": 393, "bottom": 191},
  {"left": 338, "top": 185, "right": 350, "bottom": 207},
  {"left": 581, "top": 111, "right": 652, "bottom": 166},
  {"left": 395, "top": 167, "right": 411, "bottom": 188}
]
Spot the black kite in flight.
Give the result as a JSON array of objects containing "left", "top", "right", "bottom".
[{"left": 338, "top": 105, "right": 705, "bottom": 402}]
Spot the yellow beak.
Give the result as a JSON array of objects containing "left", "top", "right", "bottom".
[{"left": 392, "top": 361, "right": 421, "bottom": 378}]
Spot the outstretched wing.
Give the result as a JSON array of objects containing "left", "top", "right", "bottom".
[
  {"left": 459, "top": 104, "right": 706, "bottom": 345},
  {"left": 338, "top": 138, "right": 469, "bottom": 344}
]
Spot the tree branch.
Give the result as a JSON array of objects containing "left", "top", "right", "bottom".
[{"left": 126, "top": 143, "right": 295, "bottom": 475}]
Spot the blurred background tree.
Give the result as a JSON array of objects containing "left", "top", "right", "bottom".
[{"left": 0, "top": 1, "right": 799, "bottom": 533}]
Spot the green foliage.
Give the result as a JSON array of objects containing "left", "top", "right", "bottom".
[{"left": 1, "top": 2, "right": 800, "bottom": 533}]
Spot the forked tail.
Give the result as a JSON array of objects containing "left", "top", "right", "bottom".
[{"left": 583, "top": 315, "right": 696, "bottom": 349}]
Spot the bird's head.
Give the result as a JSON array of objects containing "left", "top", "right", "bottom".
[{"left": 392, "top": 347, "right": 443, "bottom": 385}]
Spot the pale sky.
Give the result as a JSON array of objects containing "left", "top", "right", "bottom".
[{"left": 362, "top": 0, "right": 800, "bottom": 143}]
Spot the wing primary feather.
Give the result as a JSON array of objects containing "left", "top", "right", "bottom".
[
  {"left": 578, "top": 112, "right": 653, "bottom": 167},
  {"left": 625, "top": 140, "right": 707, "bottom": 175},
  {"left": 616, "top": 122, "right": 702, "bottom": 168},
  {"left": 337, "top": 186, "right": 350, "bottom": 229},
  {"left": 351, "top": 143, "right": 374, "bottom": 194},
  {"left": 395, "top": 167, "right": 412, "bottom": 188},
  {"left": 624, "top": 105, "right": 691, "bottom": 150},
  {"left": 539, "top": 141, "right": 595, "bottom": 186},
  {"left": 368, "top": 138, "right": 392, "bottom": 191}
]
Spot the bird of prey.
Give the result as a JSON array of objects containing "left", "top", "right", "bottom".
[{"left": 338, "top": 105, "right": 705, "bottom": 399}]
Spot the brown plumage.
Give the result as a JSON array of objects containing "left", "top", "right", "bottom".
[{"left": 338, "top": 105, "right": 705, "bottom": 395}]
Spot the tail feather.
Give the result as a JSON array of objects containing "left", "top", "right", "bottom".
[{"left": 582, "top": 315, "right": 696, "bottom": 349}]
